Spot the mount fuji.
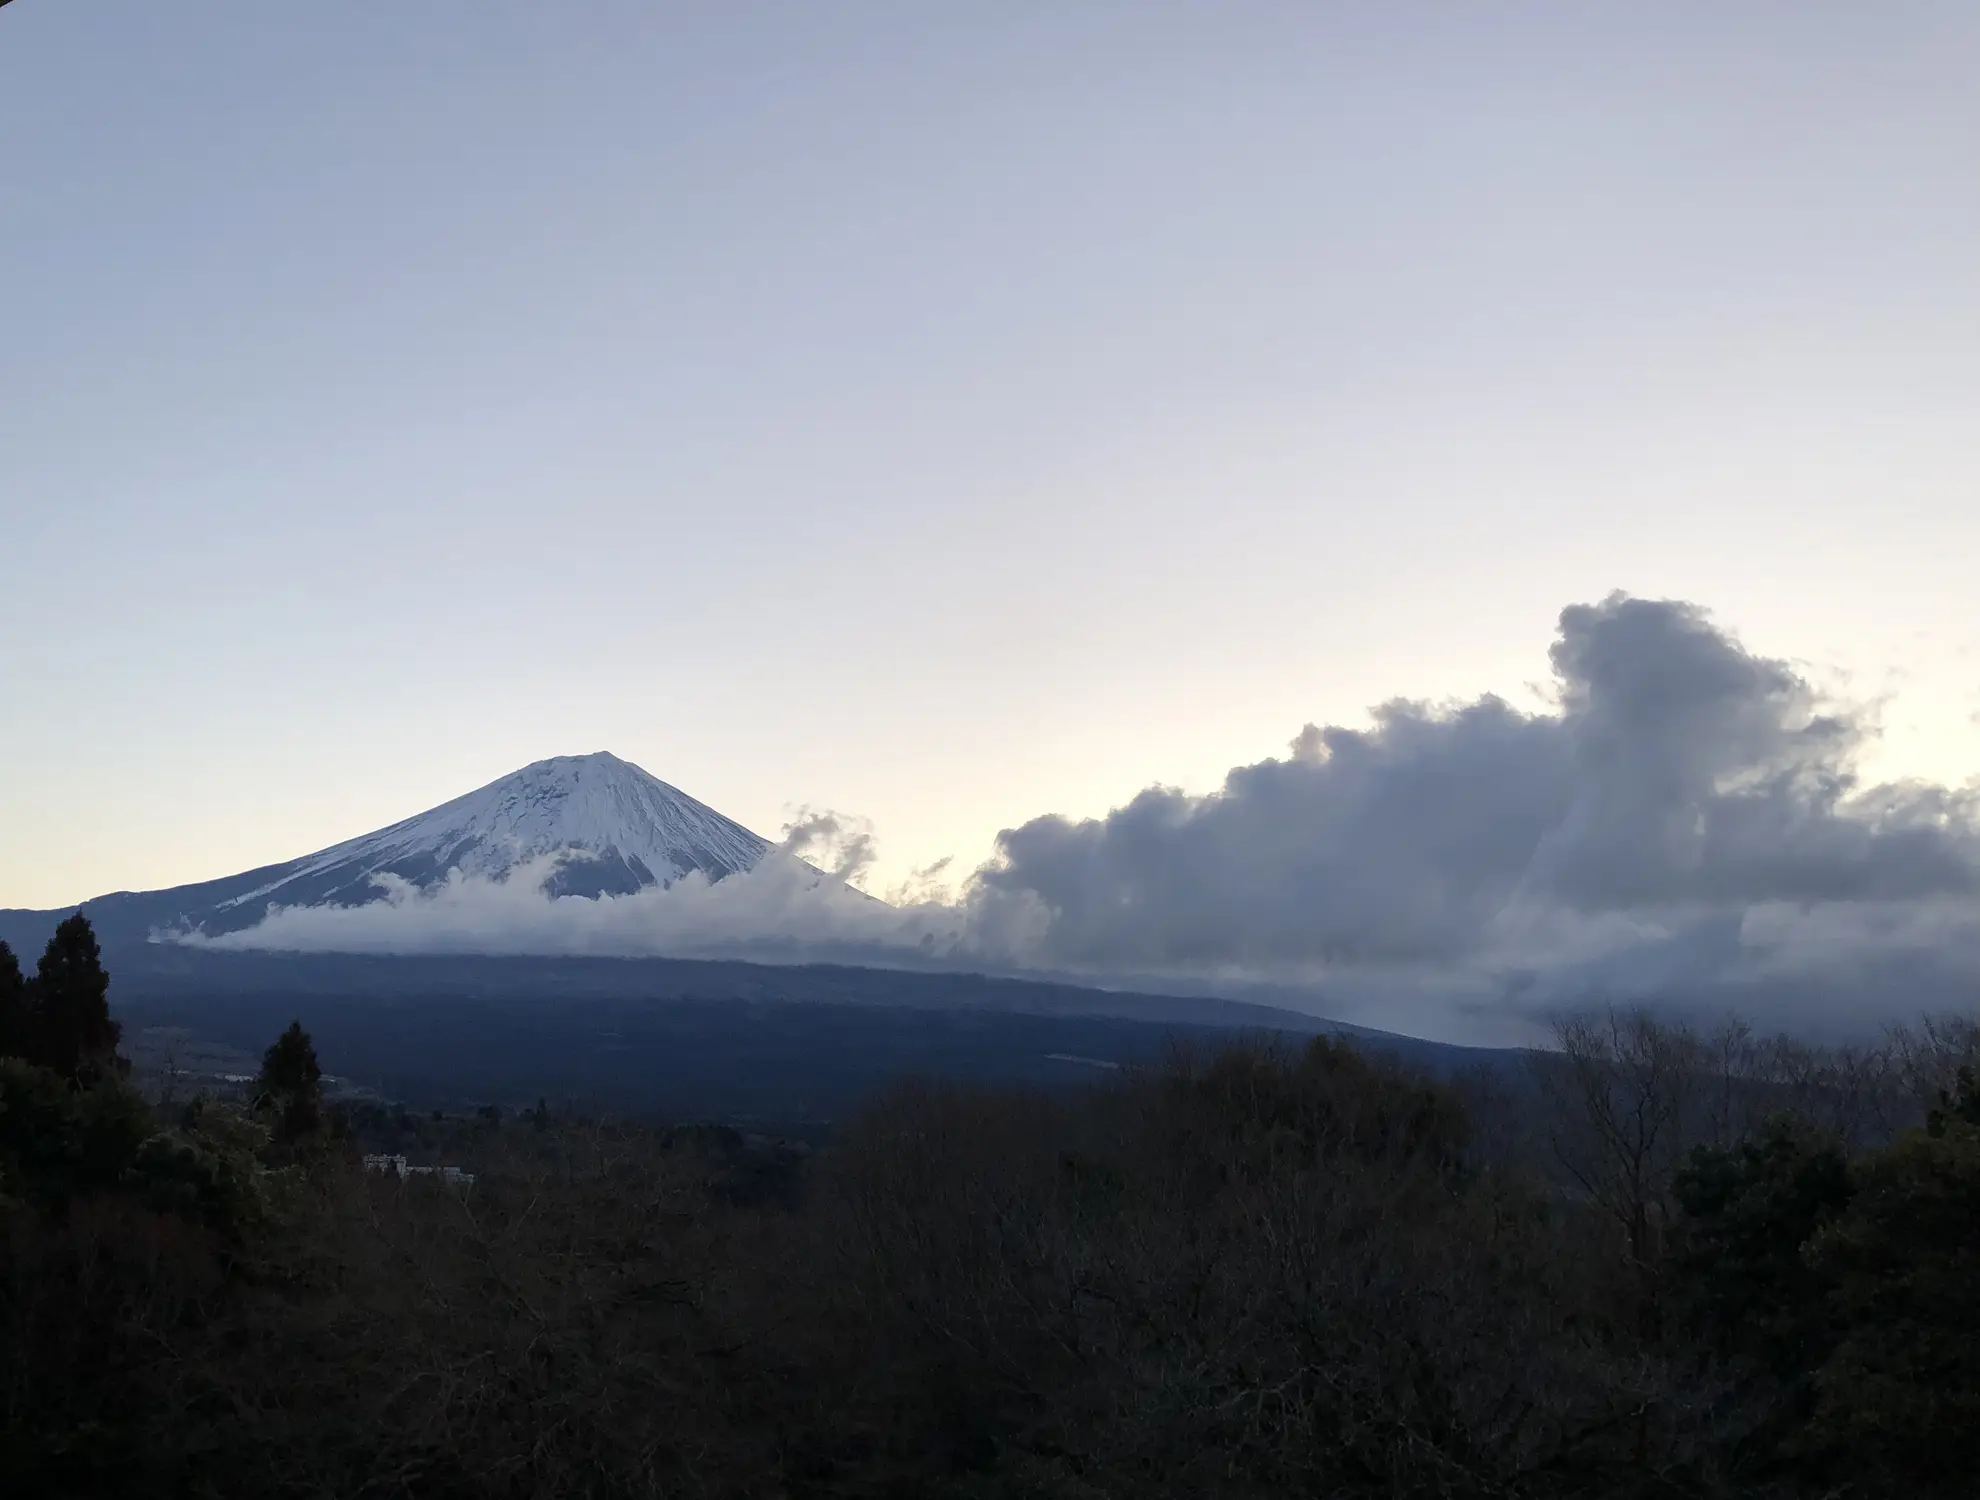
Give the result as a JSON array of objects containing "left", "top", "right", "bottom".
[
  {"left": 0, "top": 752, "right": 777, "bottom": 953},
  {"left": 0, "top": 754, "right": 1486, "bottom": 1110}
]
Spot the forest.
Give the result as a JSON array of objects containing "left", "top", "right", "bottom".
[{"left": 4, "top": 913, "right": 1979, "bottom": 1498}]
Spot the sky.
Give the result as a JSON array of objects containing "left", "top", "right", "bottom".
[{"left": 4, "top": 2, "right": 1979, "bottom": 921}]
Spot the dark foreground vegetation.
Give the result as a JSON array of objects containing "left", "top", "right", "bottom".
[{"left": 6, "top": 917, "right": 1980, "bottom": 1498}]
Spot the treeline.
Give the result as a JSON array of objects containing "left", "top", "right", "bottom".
[{"left": 4, "top": 915, "right": 1980, "bottom": 1498}]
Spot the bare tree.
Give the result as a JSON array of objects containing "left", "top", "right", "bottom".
[
  {"left": 1748, "top": 1031, "right": 1903, "bottom": 1148},
  {"left": 1529, "top": 1009, "right": 1729, "bottom": 1336},
  {"left": 1886, "top": 1012, "right": 1980, "bottom": 1124},
  {"left": 155, "top": 1032, "right": 190, "bottom": 1112}
]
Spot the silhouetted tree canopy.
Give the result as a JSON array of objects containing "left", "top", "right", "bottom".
[
  {"left": 1673, "top": 1118, "right": 1853, "bottom": 1381},
  {"left": 26, "top": 913, "right": 122, "bottom": 1082},
  {"left": 1800, "top": 1113, "right": 1980, "bottom": 1486},
  {"left": 0, "top": 940, "right": 25, "bottom": 1060},
  {"left": 1927, "top": 1064, "right": 1980, "bottom": 1136},
  {"left": 6, "top": 933, "right": 1980, "bottom": 1498},
  {"left": 256, "top": 1019, "right": 324, "bottom": 1144}
]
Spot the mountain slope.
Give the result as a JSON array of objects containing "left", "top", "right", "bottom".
[{"left": 1, "top": 752, "right": 774, "bottom": 950}]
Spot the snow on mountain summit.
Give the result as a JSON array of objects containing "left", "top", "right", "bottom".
[
  {"left": 0, "top": 753, "right": 783, "bottom": 951},
  {"left": 208, "top": 752, "right": 776, "bottom": 923}
]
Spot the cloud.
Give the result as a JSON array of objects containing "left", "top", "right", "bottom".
[
  {"left": 175, "top": 850, "right": 976, "bottom": 966},
  {"left": 885, "top": 856, "right": 957, "bottom": 907},
  {"left": 969, "top": 594, "right": 1980, "bottom": 1034},
  {"left": 778, "top": 807, "right": 881, "bottom": 888},
  {"left": 175, "top": 594, "right": 1980, "bottom": 1039}
]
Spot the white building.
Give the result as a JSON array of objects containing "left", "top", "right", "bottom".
[{"left": 362, "top": 1153, "right": 474, "bottom": 1186}]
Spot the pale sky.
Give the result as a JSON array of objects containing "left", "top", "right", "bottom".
[{"left": 3, "top": 2, "right": 1977, "bottom": 912}]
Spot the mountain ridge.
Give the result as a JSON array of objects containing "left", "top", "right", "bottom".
[
  {"left": 0, "top": 755, "right": 1479, "bottom": 1061},
  {"left": 1, "top": 752, "right": 774, "bottom": 950}
]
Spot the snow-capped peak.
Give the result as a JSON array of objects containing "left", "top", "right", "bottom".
[{"left": 214, "top": 751, "right": 774, "bottom": 919}]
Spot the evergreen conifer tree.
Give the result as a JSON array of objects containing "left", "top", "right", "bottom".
[
  {"left": 256, "top": 1020, "right": 324, "bottom": 1143},
  {"left": 1926, "top": 1065, "right": 1980, "bottom": 1136},
  {"left": 1671, "top": 1119, "right": 1853, "bottom": 1381},
  {"left": 0, "top": 940, "right": 26, "bottom": 1059},
  {"left": 1805, "top": 1111, "right": 1980, "bottom": 1486},
  {"left": 30, "top": 913, "right": 123, "bottom": 1082}
]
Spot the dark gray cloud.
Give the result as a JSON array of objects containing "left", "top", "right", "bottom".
[
  {"left": 969, "top": 594, "right": 1980, "bottom": 1033},
  {"left": 976, "top": 694, "right": 1565, "bottom": 967},
  {"left": 1528, "top": 597, "right": 1974, "bottom": 908}
]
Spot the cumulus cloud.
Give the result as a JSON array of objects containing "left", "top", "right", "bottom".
[
  {"left": 178, "top": 594, "right": 1980, "bottom": 1039},
  {"left": 970, "top": 594, "right": 1980, "bottom": 1034}
]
